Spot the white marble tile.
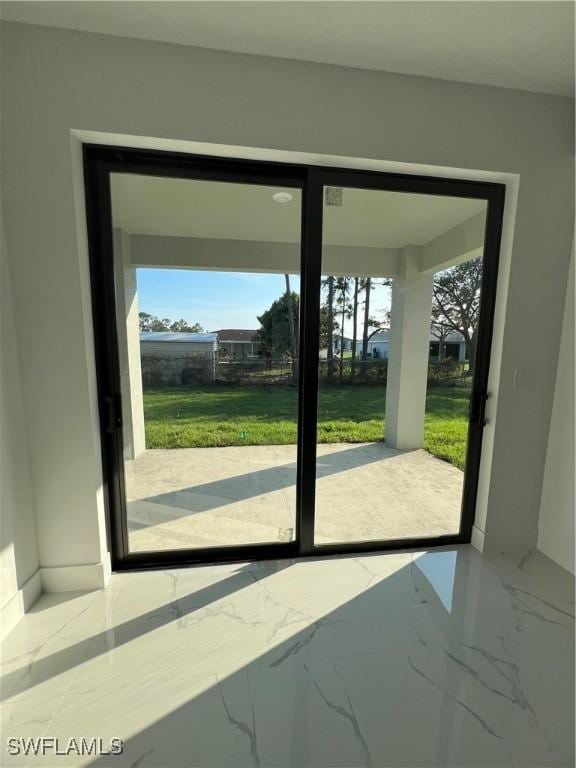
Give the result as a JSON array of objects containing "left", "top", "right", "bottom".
[{"left": 1, "top": 546, "right": 573, "bottom": 767}]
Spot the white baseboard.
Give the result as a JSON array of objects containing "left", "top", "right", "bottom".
[
  {"left": 41, "top": 553, "right": 111, "bottom": 593},
  {"left": 0, "top": 569, "right": 43, "bottom": 641},
  {"left": 1, "top": 555, "right": 112, "bottom": 638},
  {"left": 471, "top": 524, "right": 486, "bottom": 553}
]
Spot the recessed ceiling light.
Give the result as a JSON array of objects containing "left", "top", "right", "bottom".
[{"left": 272, "top": 191, "right": 293, "bottom": 204}]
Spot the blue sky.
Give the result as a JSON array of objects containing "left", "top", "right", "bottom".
[
  {"left": 137, "top": 269, "right": 300, "bottom": 331},
  {"left": 137, "top": 269, "right": 390, "bottom": 333}
]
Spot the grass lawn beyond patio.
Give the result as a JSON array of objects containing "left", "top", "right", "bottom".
[{"left": 143, "top": 384, "right": 471, "bottom": 470}]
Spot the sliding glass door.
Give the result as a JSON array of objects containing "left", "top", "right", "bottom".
[
  {"left": 109, "top": 173, "right": 304, "bottom": 554},
  {"left": 84, "top": 148, "right": 504, "bottom": 569},
  {"left": 313, "top": 185, "right": 489, "bottom": 546}
]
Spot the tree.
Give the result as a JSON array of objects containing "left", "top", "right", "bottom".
[
  {"left": 138, "top": 312, "right": 204, "bottom": 333},
  {"left": 361, "top": 278, "right": 372, "bottom": 361},
  {"left": 319, "top": 305, "right": 336, "bottom": 351},
  {"left": 139, "top": 312, "right": 154, "bottom": 332},
  {"left": 170, "top": 319, "right": 204, "bottom": 333},
  {"left": 142, "top": 314, "right": 172, "bottom": 332},
  {"left": 360, "top": 278, "right": 391, "bottom": 361},
  {"left": 429, "top": 321, "right": 452, "bottom": 362},
  {"left": 334, "top": 277, "right": 351, "bottom": 379},
  {"left": 350, "top": 278, "right": 360, "bottom": 378},
  {"left": 256, "top": 291, "right": 300, "bottom": 364},
  {"left": 321, "top": 276, "right": 337, "bottom": 378},
  {"left": 284, "top": 274, "right": 299, "bottom": 381},
  {"left": 319, "top": 276, "right": 390, "bottom": 377},
  {"left": 432, "top": 258, "right": 482, "bottom": 371}
]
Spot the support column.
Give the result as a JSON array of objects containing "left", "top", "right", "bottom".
[
  {"left": 113, "top": 229, "right": 145, "bottom": 459},
  {"left": 385, "top": 246, "right": 434, "bottom": 450}
]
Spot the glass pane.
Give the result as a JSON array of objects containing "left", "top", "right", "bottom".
[
  {"left": 314, "top": 186, "right": 488, "bottom": 545},
  {"left": 110, "top": 174, "right": 302, "bottom": 552}
]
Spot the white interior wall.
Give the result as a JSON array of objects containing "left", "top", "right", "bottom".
[
  {"left": 0, "top": 201, "right": 42, "bottom": 639},
  {"left": 0, "top": 21, "right": 573, "bottom": 590},
  {"left": 113, "top": 229, "right": 145, "bottom": 460},
  {"left": 537, "top": 240, "right": 575, "bottom": 574}
]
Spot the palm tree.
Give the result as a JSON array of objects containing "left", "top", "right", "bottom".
[
  {"left": 335, "top": 277, "right": 350, "bottom": 380},
  {"left": 361, "top": 277, "right": 372, "bottom": 361},
  {"left": 323, "top": 275, "right": 336, "bottom": 378},
  {"left": 284, "top": 273, "right": 299, "bottom": 381},
  {"left": 351, "top": 277, "right": 359, "bottom": 378}
]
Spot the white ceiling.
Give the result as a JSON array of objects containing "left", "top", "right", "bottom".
[
  {"left": 111, "top": 173, "right": 486, "bottom": 247},
  {"left": 2, "top": 1, "right": 573, "bottom": 96}
]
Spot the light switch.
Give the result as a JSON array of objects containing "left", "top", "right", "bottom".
[{"left": 513, "top": 367, "right": 528, "bottom": 389}]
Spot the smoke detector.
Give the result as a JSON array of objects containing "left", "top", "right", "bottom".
[
  {"left": 325, "top": 187, "right": 343, "bottom": 207},
  {"left": 272, "top": 191, "right": 293, "bottom": 204}
]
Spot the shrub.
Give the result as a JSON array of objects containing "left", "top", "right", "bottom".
[
  {"left": 427, "top": 359, "right": 463, "bottom": 386},
  {"left": 318, "top": 358, "right": 388, "bottom": 384}
]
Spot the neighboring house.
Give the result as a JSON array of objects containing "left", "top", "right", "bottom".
[
  {"left": 139, "top": 332, "right": 218, "bottom": 385},
  {"left": 215, "top": 329, "right": 259, "bottom": 359},
  {"left": 333, "top": 335, "right": 354, "bottom": 354},
  {"left": 353, "top": 329, "right": 466, "bottom": 362},
  {"left": 354, "top": 330, "right": 390, "bottom": 359},
  {"left": 428, "top": 330, "right": 467, "bottom": 362}
]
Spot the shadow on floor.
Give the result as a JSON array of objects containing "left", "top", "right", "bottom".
[
  {"left": 0, "top": 562, "right": 292, "bottom": 703},
  {"left": 73, "top": 549, "right": 572, "bottom": 768},
  {"left": 128, "top": 443, "right": 407, "bottom": 528},
  {"left": 4, "top": 551, "right": 574, "bottom": 766}
]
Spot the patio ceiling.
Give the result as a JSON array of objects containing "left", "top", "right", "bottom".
[{"left": 111, "top": 173, "right": 486, "bottom": 249}]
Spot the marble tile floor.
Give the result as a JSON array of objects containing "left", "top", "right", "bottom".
[
  {"left": 125, "top": 444, "right": 464, "bottom": 552},
  {"left": 1, "top": 545, "right": 574, "bottom": 767}
]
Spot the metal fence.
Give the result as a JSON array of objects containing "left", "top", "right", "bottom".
[
  {"left": 141, "top": 353, "right": 471, "bottom": 389},
  {"left": 216, "top": 358, "right": 295, "bottom": 384}
]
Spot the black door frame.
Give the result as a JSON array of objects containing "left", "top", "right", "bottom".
[{"left": 84, "top": 144, "right": 505, "bottom": 571}]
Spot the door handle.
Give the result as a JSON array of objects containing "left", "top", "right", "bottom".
[
  {"left": 470, "top": 390, "right": 489, "bottom": 426},
  {"left": 103, "top": 395, "right": 122, "bottom": 434}
]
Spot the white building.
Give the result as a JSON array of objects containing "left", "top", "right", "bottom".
[
  {"left": 358, "top": 329, "right": 466, "bottom": 362},
  {"left": 215, "top": 329, "right": 259, "bottom": 359},
  {"left": 139, "top": 331, "right": 218, "bottom": 386}
]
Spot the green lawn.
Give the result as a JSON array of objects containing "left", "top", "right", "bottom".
[{"left": 143, "top": 384, "right": 471, "bottom": 470}]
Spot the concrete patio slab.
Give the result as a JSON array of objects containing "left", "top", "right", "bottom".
[{"left": 125, "top": 443, "right": 464, "bottom": 552}]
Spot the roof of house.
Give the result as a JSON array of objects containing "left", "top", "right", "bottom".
[
  {"left": 214, "top": 329, "right": 258, "bottom": 342},
  {"left": 429, "top": 330, "right": 466, "bottom": 344},
  {"left": 140, "top": 332, "right": 218, "bottom": 343},
  {"left": 368, "top": 329, "right": 465, "bottom": 344},
  {"left": 365, "top": 330, "right": 390, "bottom": 343}
]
